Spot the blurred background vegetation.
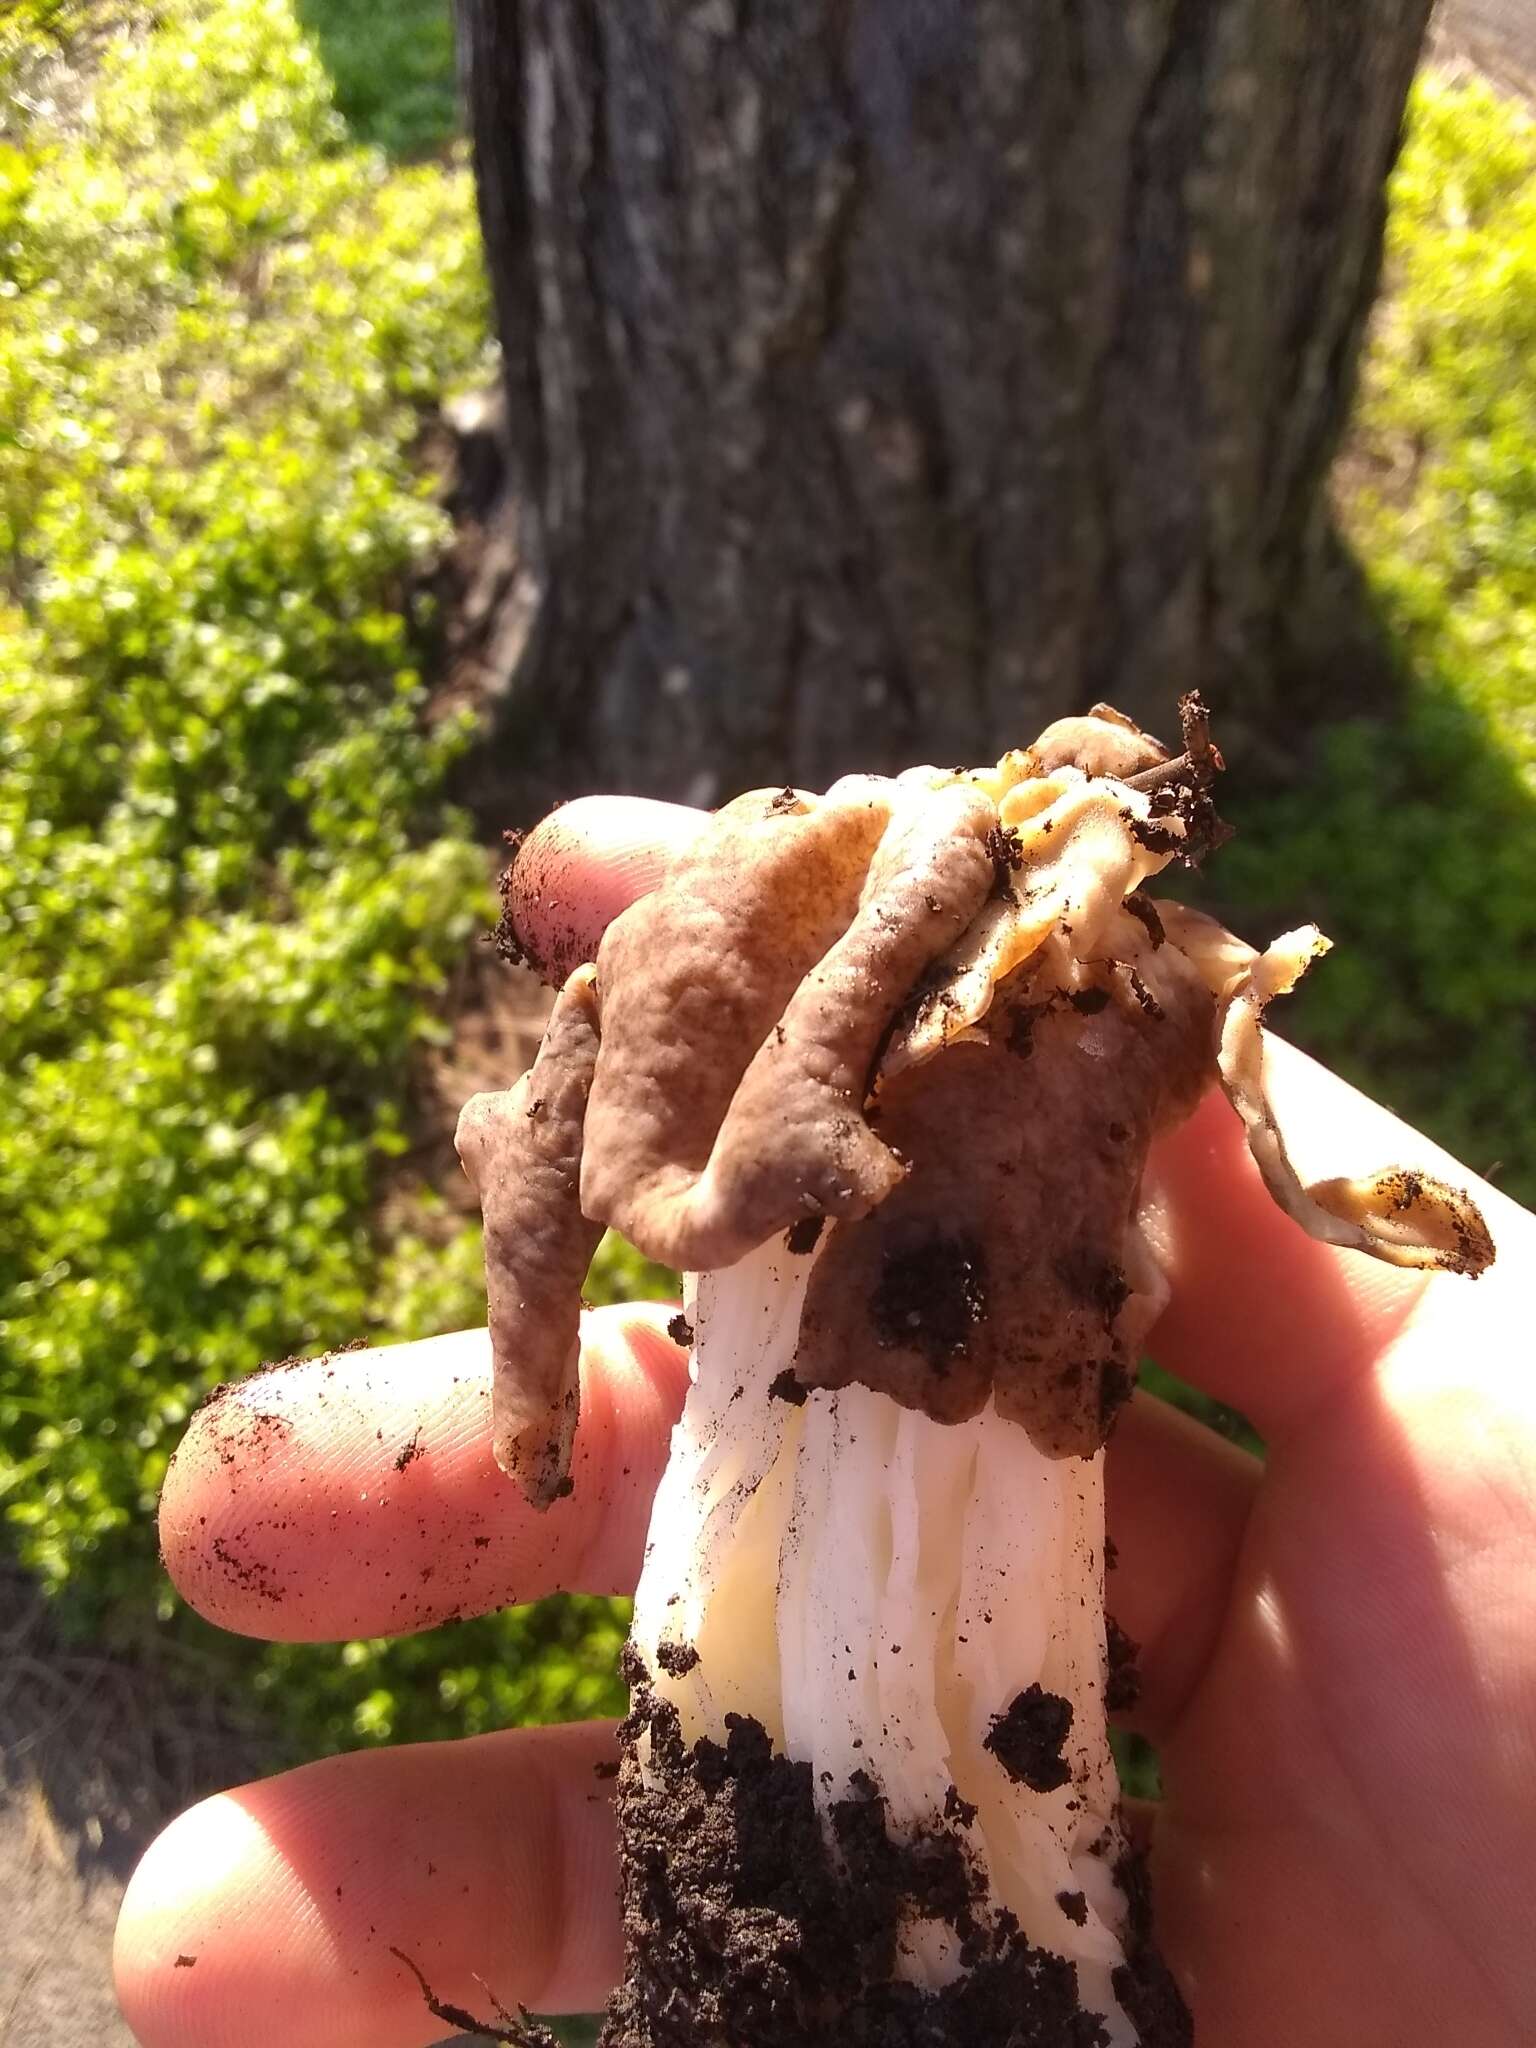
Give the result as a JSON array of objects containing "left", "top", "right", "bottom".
[{"left": 0, "top": 0, "right": 1532, "bottom": 2037}]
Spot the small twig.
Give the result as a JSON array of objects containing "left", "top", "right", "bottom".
[
  {"left": 1120, "top": 690, "right": 1232, "bottom": 866},
  {"left": 1175, "top": 688, "right": 1224, "bottom": 779},
  {"left": 1122, "top": 752, "right": 1194, "bottom": 796},
  {"left": 388, "top": 1946, "right": 559, "bottom": 2047},
  {"left": 1124, "top": 692, "right": 1225, "bottom": 795},
  {"left": 475, "top": 1970, "right": 539, "bottom": 2034}
]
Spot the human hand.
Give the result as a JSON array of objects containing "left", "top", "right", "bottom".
[{"left": 115, "top": 799, "right": 1536, "bottom": 2048}]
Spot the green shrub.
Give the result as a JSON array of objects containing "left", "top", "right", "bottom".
[
  {"left": 294, "top": 0, "right": 459, "bottom": 159},
  {"left": 549, "top": 2020, "right": 600, "bottom": 2048},
  {"left": 1217, "top": 75, "right": 1536, "bottom": 1208},
  {"left": 0, "top": 0, "right": 665, "bottom": 1762},
  {"left": 0, "top": 0, "right": 606, "bottom": 1753},
  {"left": 0, "top": 0, "right": 123, "bottom": 71}
]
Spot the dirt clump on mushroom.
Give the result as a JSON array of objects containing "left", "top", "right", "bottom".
[{"left": 605, "top": 1656, "right": 1126, "bottom": 2048}]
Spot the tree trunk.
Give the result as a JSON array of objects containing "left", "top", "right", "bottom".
[{"left": 456, "top": 0, "right": 1430, "bottom": 803}]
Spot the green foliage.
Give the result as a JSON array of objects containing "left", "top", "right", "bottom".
[
  {"left": 293, "top": 0, "right": 458, "bottom": 159},
  {"left": 1217, "top": 75, "right": 1536, "bottom": 1206},
  {"left": 546, "top": 2020, "right": 600, "bottom": 2048},
  {"left": 0, "top": 0, "right": 119, "bottom": 70},
  {"left": 585, "top": 1231, "right": 681, "bottom": 1310},
  {"left": 0, "top": 0, "right": 651, "bottom": 1767},
  {"left": 255, "top": 1592, "right": 630, "bottom": 1754},
  {"left": 0, "top": 0, "right": 570, "bottom": 1754}
]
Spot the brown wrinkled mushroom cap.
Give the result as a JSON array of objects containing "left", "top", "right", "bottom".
[
  {"left": 582, "top": 777, "right": 997, "bottom": 1269},
  {"left": 455, "top": 968, "right": 603, "bottom": 1504},
  {"left": 458, "top": 699, "right": 1495, "bottom": 1504},
  {"left": 794, "top": 935, "right": 1217, "bottom": 1455}
]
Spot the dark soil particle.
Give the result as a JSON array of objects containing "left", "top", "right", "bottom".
[
  {"left": 1006, "top": 1000, "right": 1052, "bottom": 1058},
  {"left": 654, "top": 1638, "right": 700, "bottom": 1678},
  {"left": 768, "top": 1367, "right": 809, "bottom": 1406},
  {"left": 1123, "top": 693, "right": 1232, "bottom": 872},
  {"left": 986, "top": 824, "right": 1024, "bottom": 870},
  {"left": 870, "top": 1231, "right": 988, "bottom": 1368},
  {"left": 1124, "top": 893, "right": 1166, "bottom": 949},
  {"left": 665, "top": 1313, "right": 694, "bottom": 1348},
  {"left": 983, "top": 1684, "right": 1074, "bottom": 1794},
  {"left": 1113, "top": 1847, "right": 1195, "bottom": 2048},
  {"left": 985, "top": 824, "right": 1025, "bottom": 892},
  {"left": 1105, "top": 1619, "right": 1144, "bottom": 1714},
  {"left": 600, "top": 1686, "right": 1129, "bottom": 2048},
  {"left": 248, "top": 1334, "right": 368, "bottom": 1381},
  {"left": 944, "top": 1784, "right": 978, "bottom": 1827},
  {"left": 785, "top": 1213, "right": 826, "bottom": 1256},
  {"left": 491, "top": 833, "right": 532, "bottom": 972},
  {"left": 1055, "top": 1248, "right": 1131, "bottom": 1323},
  {"left": 210, "top": 1535, "right": 284, "bottom": 1605},
  {"left": 1126, "top": 970, "right": 1165, "bottom": 1021}
]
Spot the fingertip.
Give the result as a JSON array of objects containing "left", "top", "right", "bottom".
[
  {"left": 158, "top": 1329, "right": 501, "bottom": 1637},
  {"left": 115, "top": 1787, "right": 316, "bottom": 2048},
  {"left": 509, "top": 796, "right": 708, "bottom": 984},
  {"left": 115, "top": 1727, "right": 623, "bottom": 2048}
]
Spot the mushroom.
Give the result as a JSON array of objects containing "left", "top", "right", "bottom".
[{"left": 457, "top": 700, "right": 1493, "bottom": 2048}]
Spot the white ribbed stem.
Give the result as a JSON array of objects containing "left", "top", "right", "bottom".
[{"left": 628, "top": 1234, "right": 1137, "bottom": 2044}]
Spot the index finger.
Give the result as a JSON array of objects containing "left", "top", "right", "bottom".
[{"left": 161, "top": 1307, "right": 687, "bottom": 1641}]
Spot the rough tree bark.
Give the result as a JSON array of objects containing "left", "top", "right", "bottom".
[{"left": 456, "top": 0, "right": 1431, "bottom": 802}]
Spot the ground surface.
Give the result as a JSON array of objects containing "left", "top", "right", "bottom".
[
  {"left": 0, "top": 1800, "right": 129, "bottom": 2048},
  {"left": 1433, "top": 0, "right": 1536, "bottom": 84}
]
